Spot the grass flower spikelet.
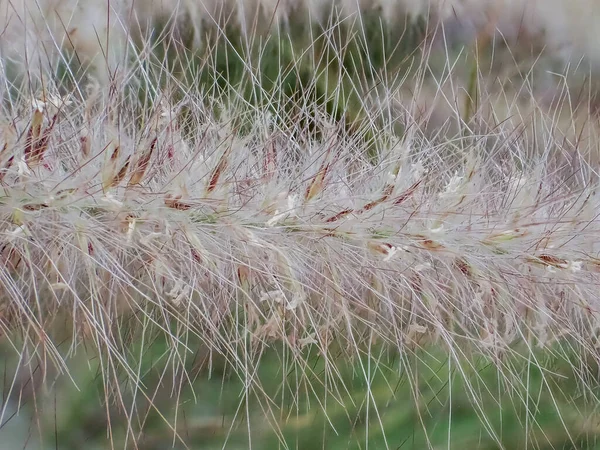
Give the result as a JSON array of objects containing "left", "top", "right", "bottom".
[
  {"left": 2, "top": 8, "right": 600, "bottom": 445},
  {"left": 2, "top": 79, "right": 600, "bottom": 371}
]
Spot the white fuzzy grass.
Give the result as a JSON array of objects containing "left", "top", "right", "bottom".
[{"left": 2, "top": 6, "right": 600, "bottom": 448}]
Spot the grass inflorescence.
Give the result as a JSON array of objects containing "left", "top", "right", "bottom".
[{"left": 3, "top": 3, "right": 600, "bottom": 449}]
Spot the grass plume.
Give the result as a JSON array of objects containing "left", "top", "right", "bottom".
[{"left": 2, "top": 4, "right": 600, "bottom": 448}]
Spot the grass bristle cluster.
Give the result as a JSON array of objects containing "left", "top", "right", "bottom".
[{"left": 3, "top": 6, "right": 600, "bottom": 448}]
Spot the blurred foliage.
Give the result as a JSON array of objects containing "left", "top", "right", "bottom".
[
  {"left": 39, "top": 8, "right": 427, "bottom": 158},
  {"left": 3, "top": 335, "right": 600, "bottom": 449},
  {"left": 149, "top": 9, "right": 426, "bottom": 122}
]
